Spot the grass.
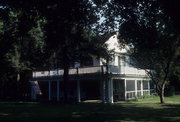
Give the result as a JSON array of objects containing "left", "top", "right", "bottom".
[{"left": 0, "top": 95, "right": 180, "bottom": 122}]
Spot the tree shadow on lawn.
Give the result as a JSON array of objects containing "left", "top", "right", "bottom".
[
  {"left": 0, "top": 102, "right": 180, "bottom": 122},
  {"left": 54, "top": 103, "right": 180, "bottom": 122},
  {"left": 73, "top": 103, "right": 180, "bottom": 122}
]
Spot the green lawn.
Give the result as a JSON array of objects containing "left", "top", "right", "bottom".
[{"left": 0, "top": 95, "right": 180, "bottom": 122}]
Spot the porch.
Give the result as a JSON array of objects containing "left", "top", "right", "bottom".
[
  {"left": 30, "top": 78, "right": 151, "bottom": 103},
  {"left": 30, "top": 65, "right": 150, "bottom": 103}
]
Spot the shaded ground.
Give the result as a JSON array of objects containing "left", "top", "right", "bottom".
[{"left": 0, "top": 95, "right": 180, "bottom": 122}]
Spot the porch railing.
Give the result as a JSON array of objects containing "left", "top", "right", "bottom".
[
  {"left": 32, "top": 65, "right": 147, "bottom": 78},
  {"left": 33, "top": 66, "right": 107, "bottom": 78},
  {"left": 126, "top": 90, "right": 150, "bottom": 99}
]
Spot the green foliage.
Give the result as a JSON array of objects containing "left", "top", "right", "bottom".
[
  {"left": 0, "top": 0, "right": 111, "bottom": 100},
  {"left": 103, "top": 0, "right": 180, "bottom": 104},
  {"left": 0, "top": 5, "right": 46, "bottom": 99},
  {"left": 165, "top": 86, "right": 175, "bottom": 97},
  {"left": 1, "top": 9, "right": 46, "bottom": 71}
]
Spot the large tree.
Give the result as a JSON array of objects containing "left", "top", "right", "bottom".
[
  {"left": 103, "top": 0, "right": 180, "bottom": 103},
  {"left": 0, "top": 0, "right": 110, "bottom": 101},
  {"left": 39, "top": 0, "right": 102, "bottom": 101},
  {"left": 120, "top": 20, "right": 179, "bottom": 104},
  {"left": 0, "top": 6, "right": 46, "bottom": 99}
]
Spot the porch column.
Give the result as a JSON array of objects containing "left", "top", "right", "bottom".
[
  {"left": 108, "top": 78, "right": 113, "bottom": 103},
  {"left": 105, "top": 79, "right": 109, "bottom": 103},
  {"left": 102, "top": 80, "right": 106, "bottom": 103},
  {"left": 77, "top": 80, "right": 81, "bottom": 102},
  {"left": 48, "top": 80, "right": 51, "bottom": 101},
  {"left": 135, "top": 80, "right": 137, "bottom": 98},
  {"left": 147, "top": 80, "right": 150, "bottom": 95},
  {"left": 57, "top": 80, "right": 60, "bottom": 101},
  {"left": 110, "top": 79, "right": 113, "bottom": 103},
  {"left": 141, "top": 80, "right": 143, "bottom": 96},
  {"left": 30, "top": 81, "right": 36, "bottom": 100},
  {"left": 124, "top": 79, "right": 127, "bottom": 100}
]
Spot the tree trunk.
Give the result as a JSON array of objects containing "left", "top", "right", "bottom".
[
  {"left": 159, "top": 84, "right": 165, "bottom": 104},
  {"left": 0, "top": 79, "right": 5, "bottom": 100},
  {"left": 105, "top": 57, "right": 109, "bottom": 103},
  {"left": 63, "top": 63, "right": 69, "bottom": 102},
  {"left": 16, "top": 72, "right": 20, "bottom": 100},
  {"left": 63, "top": 47, "right": 70, "bottom": 102}
]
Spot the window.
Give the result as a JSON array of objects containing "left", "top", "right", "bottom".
[
  {"left": 119, "top": 55, "right": 126, "bottom": 67},
  {"left": 126, "top": 80, "right": 135, "bottom": 91},
  {"left": 125, "top": 56, "right": 134, "bottom": 67},
  {"left": 143, "top": 80, "right": 149, "bottom": 90}
]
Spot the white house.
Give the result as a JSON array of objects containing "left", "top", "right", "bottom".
[{"left": 30, "top": 34, "right": 152, "bottom": 103}]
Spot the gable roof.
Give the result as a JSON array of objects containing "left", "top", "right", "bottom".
[{"left": 105, "top": 34, "right": 128, "bottom": 53}]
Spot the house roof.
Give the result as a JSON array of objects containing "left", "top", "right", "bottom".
[{"left": 105, "top": 34, "right": 128, "bottom": 53}]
